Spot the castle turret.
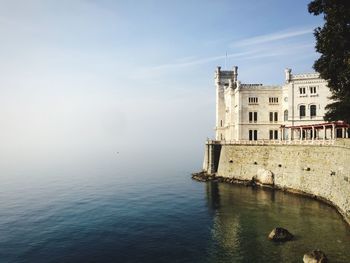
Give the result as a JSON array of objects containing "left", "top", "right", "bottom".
[
  {"left": 214, "top": 66, "right": 239, "bottom": 141},
  {"left": 215, "top": 66, "right": 225, "bottom": 140},
  {"left": 285, "top": 68, "right": 292, "bottom": 83},
  {"left": 233, "top": 66, "right": 238, "bottom": 84}
]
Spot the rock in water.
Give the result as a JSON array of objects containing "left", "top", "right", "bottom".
[
  {"left": 268, "top": 227, "right": 293, "bottom": 242},
  {"left": 254, "top": 168, "right": 274, "bottom": 185},
  {"left": 191, "top": 172, "right": 212, "bottom": 182},
  {"left": 303, "top": 250, "right": 328, "bottom": 263}
]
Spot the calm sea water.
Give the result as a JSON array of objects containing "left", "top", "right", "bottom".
[{"left": 0, "top": 160, "right": 350, "bottom": 263}]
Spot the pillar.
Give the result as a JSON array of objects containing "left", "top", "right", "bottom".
[
  {"left": 280, "top": 128, "right": 283, "bottom": 141},
  {"left": 289, "top": 128, "right": 292, "bottom": 141}
]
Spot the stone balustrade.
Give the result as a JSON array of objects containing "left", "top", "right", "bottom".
[{"left": 207, "top": 139, "right": 336, "bottom": 146}]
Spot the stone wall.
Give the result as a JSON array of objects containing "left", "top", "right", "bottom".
[
  {"left": 203, "top": 142, "right": 222, "bottom": 175},
  {"left": 210, "top": 139, "right": 350, "bottom": 224}
]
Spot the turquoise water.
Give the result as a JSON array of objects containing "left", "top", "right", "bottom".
[{"left": 0, "top": 164, "right": 349, "bottom": 263}]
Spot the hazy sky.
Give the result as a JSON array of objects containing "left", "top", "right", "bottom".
[{"left": 0, "top": 0, "right": 323, "bottom": 174}]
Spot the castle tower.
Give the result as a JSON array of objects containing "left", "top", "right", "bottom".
[
  {"left": 215, "top": 67, "right": 225, "bottom": 140},
  {"left": 215, "top": 66, "right": 237, "bottom": 141}
]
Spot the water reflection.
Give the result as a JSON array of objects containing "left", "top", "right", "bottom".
[
  {"left": 205, "top": 182, "right": 350, "bottom": 263},
  {"left": 206, "top": 182, "right": 242, "bottom": 261},
  {"left": 205, "top": 180, "right": 220, "bottom": 212}
]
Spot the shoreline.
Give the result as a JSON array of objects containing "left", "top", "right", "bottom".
[{"left": 192, "top": 171, "right": 350, "bottom": 227}]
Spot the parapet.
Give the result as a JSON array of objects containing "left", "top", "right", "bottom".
[
  {"left": 240, "top": 84, "right": 281, "bottom": 90},
  {"left": 284, "top": 68, "right": 322, "bottom": 83},
  {"left": 215, "top": 66, "right": 239, "bottom": 86},
  {"left": 240, "top": 83, "right": 263, "bottom": 88},
  {"left": 291, "top": 72, "right": 321, "bottom": 80}
]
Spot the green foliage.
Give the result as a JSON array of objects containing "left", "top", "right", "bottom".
[{"left": 308, "top": 0, "right": 350, "bottom": 123}]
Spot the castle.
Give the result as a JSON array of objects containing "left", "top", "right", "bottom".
[
  {"left": 214, "top": 66, "right": 348, "bottom": 141},
  {"left": 195, "top": 66, "right": 350, "bottom": 226}
]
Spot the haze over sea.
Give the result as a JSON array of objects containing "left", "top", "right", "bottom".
[{"left": 1, "top": 1, "right": 350, "bottom": 262}]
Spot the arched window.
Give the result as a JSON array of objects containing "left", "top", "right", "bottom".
[
  {"left": 310, "top": 105, "right": 317, "bottom": 117},
  {"left": 284, "top": 110, "right": 288, "bottom": 121},
  {"left": 299, "top": 105, "right": 306, "bottom": 118}
]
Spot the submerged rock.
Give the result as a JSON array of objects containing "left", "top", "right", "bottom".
[
  {"left": 247, "top": 180, "right": 257, "bottom": 187},
  {"left": 303, "top": 250, "right": 328, "bottom": 263},
  {"left": 268, "top": 227, "right": 294, "bottom": 242}
]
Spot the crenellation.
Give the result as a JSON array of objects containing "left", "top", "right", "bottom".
[
  {"left": 291, "top": 72, "right": 320, "bottom": 80},
  {"left": 240, "top": 83, "right": 264, "bottom": 87}
]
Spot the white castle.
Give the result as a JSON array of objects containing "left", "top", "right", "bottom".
[
  {"left": 197, "top": 67, "right": 350, "bottom": 227},
  {"left": 214, "top": 66, "right": 348, "bottom": 141}
]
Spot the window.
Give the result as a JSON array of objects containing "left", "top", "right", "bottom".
[
  {"left": 299, "top": 105, "right": 306, "bottom": 118},
  {"left": 299, "top": 87, "right": 306, "bottom": 94},
  {"left": 248, "top": 97, "right": 258, "bottom": 104},
  {"left": 310, "top": 86, "right": 317, "bottom": 94},
  {"left": 220, "top": 120, "right": 223, "bottom": 127},
  {"left": 310, "top": 105, "right": 317, "bottom": 117},
  {"left": 269, "top": 130, "right": 279, "bottom": 140},
  {"left": 249, "top": 112, "right": 257, "bottom": 123},
  {"left": 269, "top": 97, "right": 279, "bottom": 104},
  {"left": 284, "top": 110, "right": 288, "bottom": 121},
  {"left": 270, "top": 112, "right": 278, "bottom": 122},
  {"left": 249, "top": 130, "right": 258, "bottom": 141}
]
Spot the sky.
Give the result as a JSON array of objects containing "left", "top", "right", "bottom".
[{"left": 0, "top": 0, "right": 324, "bottom": 175}]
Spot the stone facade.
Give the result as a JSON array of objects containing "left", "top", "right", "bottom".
[
  {"left": 199, "top": 66, "right": 350, "bottom": 225},
  {"left": 205, "top": 140, "right": 350, "bottom": 225},
  {"left": 215, "top": 66, "right": 331, "bottom": 141}
]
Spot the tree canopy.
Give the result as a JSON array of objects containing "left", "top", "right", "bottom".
[{"left": 308, "top": 0, "right": 350, "bottom": 123}]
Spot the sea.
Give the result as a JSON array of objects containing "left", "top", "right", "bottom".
[{"left": 0, "top": 154, "right": 350, "bottom": 263}]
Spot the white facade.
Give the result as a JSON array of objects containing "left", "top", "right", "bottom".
[{"left": 215, "top": 66, "right": 331, "bottom": 141}]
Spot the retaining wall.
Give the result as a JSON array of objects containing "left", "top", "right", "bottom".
[{"left": 204, "top": 139, "right": 350, "bottom": 224}]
